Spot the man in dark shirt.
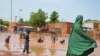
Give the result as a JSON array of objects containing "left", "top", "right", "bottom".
[{"left": 23, "top": 30, "right": 30, "bottom": 54}]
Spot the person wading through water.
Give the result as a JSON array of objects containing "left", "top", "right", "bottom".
[{"left": 23, "top": 30, "right": 30, "bottom": 54}]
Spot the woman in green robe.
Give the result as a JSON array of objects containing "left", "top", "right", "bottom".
[{"left": 67, "top": 15, "right": 97, "bottom": 56}]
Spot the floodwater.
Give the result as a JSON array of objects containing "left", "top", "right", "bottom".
[
  {"left": 0, "top": 32, "right": 67, "bottom": 56},
  {"left": 30, "top": 35, "right": 67, "bottom": 56},
  {"left": 0, "top": 32, "right": 100, "bottom": 56}
]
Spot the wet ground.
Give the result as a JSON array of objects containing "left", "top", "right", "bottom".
[{"left": 0, "top": 32, "right": 100, "bottom": 56}]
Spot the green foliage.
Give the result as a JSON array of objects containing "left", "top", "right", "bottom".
[
  {"left": 18, "top": 18, "right": 24, "bottom": 24},
  {"left": 30, "top": 9, "right": 47, "bottom": 27},
  {"left": 0, "top": 19, "right": 9, "bottom": 26},
  {"left": 24, "top": 20, "right": 30, "bottom": 24},
  {"left": 50, "top": 11, "right": 59, "bottom": 23},
  {"left": 0, "top": 19, "right": 3, "bottom": 25},
  {"left": 3, "top": 21, "right": 9, "bottom": 26}
]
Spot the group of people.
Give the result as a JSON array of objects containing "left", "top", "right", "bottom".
[
  {"left": 4, "top": 30, "right": 31, "bottom": 55},
  {"left": 4, "top": 29, "right": 64, "bottom": 55}
]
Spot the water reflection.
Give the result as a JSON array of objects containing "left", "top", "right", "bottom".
[
  {"left": 30, "top": 46, "right": 44, "bottom": 56},
  {"left": 22, "top": 53, "right": 29, "bottom": 56},
  {"left": 0, "top": 33, "right": 67, "bottom": 56},
  {"left": 30, "top": 43, "right": 57, "bottom": 56},
  {"left": 50, "top": 43, "right": 56, "bottom": 56}
]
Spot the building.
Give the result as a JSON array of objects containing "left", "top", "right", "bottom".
[
  {"left": 8, "top": 22, "right": 32, "bottom": 32},
  {"left": 8, "top": 21, "right": 100, "bottom": 39},
  {"left": 47, "top": 22, "right": 73, "bottom": 37},
  {"left": 47, "top": 21, "right": 100, "bottom": 39},
  {"left": 83, "top": 21, "right": 100, "bottom": 40}
]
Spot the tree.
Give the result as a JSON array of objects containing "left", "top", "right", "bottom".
[
  {"left": 0, "top": 19, "right": 3, "bottom": 25},
  {"left": 3, "top": 21, "right": 9, "bottom": 26},
  {"left": 30, "top": 9, "right": 47, "bottom": 27},
  {"left": 24, "top": 20, "right": 29, "bottom": 24},
  {"left": 18, "top": 18, "right": 24, "bottom": 24},
  {"left": 0, "top": 19, "right": 9, "bottom": 26},
  {"left": 50, "top": 11, "right": 59, "bottom": 23}
]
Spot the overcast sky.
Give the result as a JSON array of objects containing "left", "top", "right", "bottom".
[{"left": 0, "top": 0, "right": 100, "bottom": 22}]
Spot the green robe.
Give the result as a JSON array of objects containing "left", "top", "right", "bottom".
[{"left": 67, "top": 15, "right": 97, "bottom": 56}]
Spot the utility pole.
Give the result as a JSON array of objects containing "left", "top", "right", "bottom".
[{"left": 11, "top": 0, "right": 12, "bottom": 22}]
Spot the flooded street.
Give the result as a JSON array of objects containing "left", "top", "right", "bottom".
[
  {"left": 0, "top": 32, "right": 67, "bottom": 56},
  {"left": 0, "top": 32, "right": 100, "bottom": 56}
]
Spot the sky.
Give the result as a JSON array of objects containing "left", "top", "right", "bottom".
[{"left": 0, "top": 0, "right": 100, "bottom": 22}]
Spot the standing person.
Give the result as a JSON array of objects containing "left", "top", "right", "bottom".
[
  {"left": 67, "top": 15, "right": 97, "bottom": 56},
  {"left": 51, "top": 32, "right": 57, "bottom": 43},
  {"left": 4, "top": 36, "right": 11, "bottom": 50},
  {"left": 23, "top": 30, "right": 30, "bottom": 54}
]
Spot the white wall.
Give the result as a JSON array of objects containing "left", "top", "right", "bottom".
[{"left": 82, "top": 22, "right": 94, "bottom": 30}]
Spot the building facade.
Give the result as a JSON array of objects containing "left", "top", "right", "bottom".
[
  {"left": 47, "top": 22, "right": 73, "bottom": 37},
  {"left": 83, "top": 21, "right": 100, "bottom": 40}
]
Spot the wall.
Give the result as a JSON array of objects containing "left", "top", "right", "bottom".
[{"left": 47, "top": 22, "right": 73, "bottom": 37}]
